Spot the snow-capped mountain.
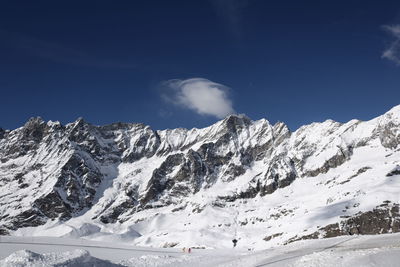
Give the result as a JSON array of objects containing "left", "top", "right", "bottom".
[{"left": 0, "top": 106, "right": 399, "bottom": 249}]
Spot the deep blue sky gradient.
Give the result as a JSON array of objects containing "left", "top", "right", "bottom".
[{"left": 1, "top": 0, "right": 400, "bottom": 131}]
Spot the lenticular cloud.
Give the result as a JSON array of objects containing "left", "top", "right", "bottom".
[{"left": 162, "top": 78, "right": 235, "bottom": 119}]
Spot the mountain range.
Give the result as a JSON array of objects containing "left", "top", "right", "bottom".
[{"left": 0, "top": 105, "right": 399, "bottom": 249}]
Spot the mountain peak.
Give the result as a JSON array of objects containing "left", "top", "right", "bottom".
[
  {"left": 24, "top": 116, "right": 44, "bottom": 127},
  {"left": 69, "top": 117, "right": 91, "bottom": 129},
  {"left": 221, "top": 113, "right": 252, "bottom": 129},
  {"left": 224, "top": 113, "right": 251, "bottom": 121}
]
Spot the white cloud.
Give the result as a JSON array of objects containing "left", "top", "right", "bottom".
[
  {"left": 382, "top": 25, "right": 400, "bottom": 65},
  {"left": 161, "top": 78, "right": 235, "bottom": 119}
]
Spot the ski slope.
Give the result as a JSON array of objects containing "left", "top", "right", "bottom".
[{"left": 1, "top": 233, "right": 400, "bottom": 266}]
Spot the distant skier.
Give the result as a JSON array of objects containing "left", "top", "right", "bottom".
[
  {"left": 188, "top": 247, "right": 192, "bottom": 253},
  {"left": 232, "top": 239, "right": 238, "bottom": 248}
]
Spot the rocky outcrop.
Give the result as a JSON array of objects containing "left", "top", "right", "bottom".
[
  {"left": 286, "top": 201, "right": 400, "bottom": 244},
  {"left": 0, "top": 128, "right": 5, "bottom": 140},
  {"left": 386, "top": 166, "right": 400, "bottom": 177},
  {"left": 379, "top": 122, "right": 400, "bottom": 149},
  {"left": 141, "top": 153, "right": 185, "bottom": 206},
  {"left": 378, "top": 107, "right": 400, "bottom": 149}
]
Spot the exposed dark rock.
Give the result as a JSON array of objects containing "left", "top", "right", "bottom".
[
  {"left": 18, "top": 183, "right": 29, "bottom": 189},
  {"left": 56, "top": 154, "right": 103, "bottom": 212},
  {"left": 222, "top": 163, "right": 246, "bottom": 182},
  {"left": 340, "top": 166, "right": 371, "bottom": 184},
  {"left": 162, "top": 242, "right": 179, "bottom": 248},
  {"left": 261, "top": 158, "right": 297, "bottom": 196},
  {"left": 0, "top": 228, "right": 9, "bottom": 235},
  {"left": 198, "top": 143, "right": 232, "bottom": 167},
  {"left": 338, "top": 203, "right": 400, "bottom": 235},
  {"left": 140, "top": 153, "right": 184, "bottom": 205},
  {"left": 121, "top": 126, "right": 161, "bottom": 163},
  {"left": 3, "top": 117, "right": 51, "bottom": 159},
  {"left": 15, "top": 172, "right": 25, "bottom": 183},
  {"left": 7, "top": 209, "right": 47, "bottom": 230},
  {"left": 223, "top": 115, "right": 252, "bottom": 133},
  {"left": 99, "top": 199, "right": 136, "bottom": 224},
  {"left": 286, "top": 202, "right": 400, "bottom": 244},
  {"left": 304, "top": 146, "right": 352, "bottom": 177},
  {"left": 34, "top": 191, "right": 72, "bottom": 220},
  {"left": 379, "top": 121, "right": 400, "bottom": 149},
  {"left": 386, "top": 166, "right": 400, "bottom": 177},
  {"left": 355, "top": 166, "right": 372, "bottom": 175},
  {"left": 284, "top": 232, "right": 320, "bottom": 244},
  {"left": 171, "top": 205, "right": 186, "bottom": 212},
  {"left": 174, "top": 149, "right": 207, "bottom": 190},
  {"left": 264, "top": 232, "right": 283, "bottom": 241},
  {"left": 99, "top": 122, "right": 136, "bottom": 132},
  {"left": 192, "top": 205, "right": 205, "bottom": 213},
  {"left": 22, "top": 117, "right": 47, "bottom": 142}
]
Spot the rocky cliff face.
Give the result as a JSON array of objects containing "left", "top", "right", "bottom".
[{"left": 0, "top": 106, "right": 400, "bottom": 248}]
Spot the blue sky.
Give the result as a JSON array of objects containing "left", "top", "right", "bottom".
[{"left": 1, "top": 0, "right": 400, "bottom": 131}]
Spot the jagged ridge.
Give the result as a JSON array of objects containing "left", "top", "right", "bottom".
[{"left": 0, "top": 105, "right": 400, "bottom": 248}]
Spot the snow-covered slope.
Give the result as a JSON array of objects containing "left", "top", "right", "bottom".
[{"left": 0, "top": 106, "right": 400, "bottom": 249}]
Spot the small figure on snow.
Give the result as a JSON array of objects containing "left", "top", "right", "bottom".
[
  {"left": 232, "top": 239, "right": 238, "bottom": 248},
  {"left": 188, "top": 247, "right": 192, "bottom": 253}
]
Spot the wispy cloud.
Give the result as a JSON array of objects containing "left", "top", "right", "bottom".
[
  {"left": 210, "top": 0, "right": 249, "bottom": 39},
  {"left": 382, "top": 25, "right": 400, "bottom": 65},
  {"left": 161, "top": 78, "right": 235, "bottom": 119},
  {"left": 1, "top": 29, "right": 136, "bottom": 69}
]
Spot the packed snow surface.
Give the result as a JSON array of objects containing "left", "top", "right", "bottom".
[{"left": 1, "top": 233, "right": 400, "bottom": 266}]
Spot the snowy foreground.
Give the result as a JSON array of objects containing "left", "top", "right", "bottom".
[{"left": 1, "top": 233, "right": 400, "bottom": 266}]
